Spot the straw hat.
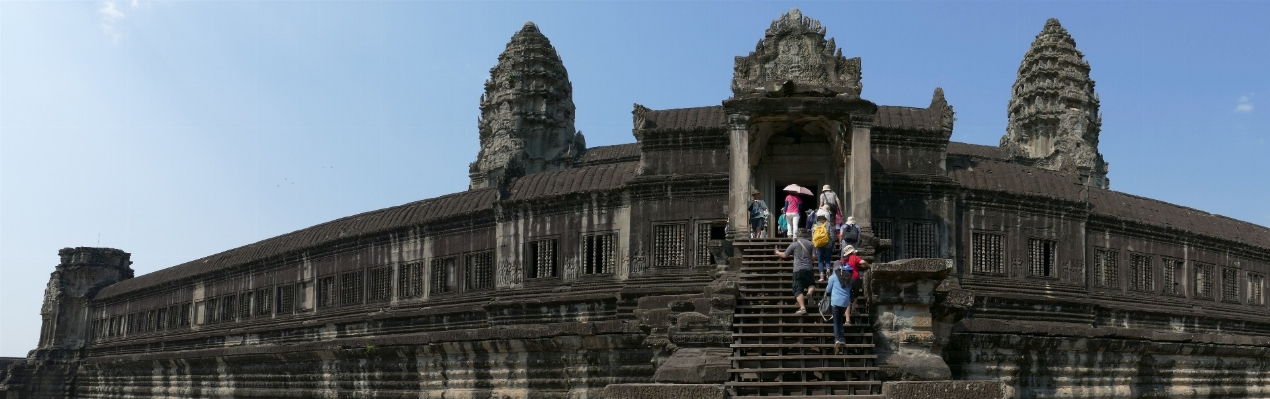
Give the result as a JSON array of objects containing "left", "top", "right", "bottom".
[
  {"left": 843, "top": 245, "right": 857, "bottom": 255},
  {"left": 822, "top": 185, "right": 832, "bottom": 192},
  {"left": 845, "top": 216, "right": 856, "bottom": 225}
]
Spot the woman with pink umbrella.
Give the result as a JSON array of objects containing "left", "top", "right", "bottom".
[{"left": 782, "top": 184, "right": 805, "bottom": 240}]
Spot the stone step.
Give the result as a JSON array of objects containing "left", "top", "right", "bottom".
[{"left": 727, "top": 381, "right": 882, "bottom": 387}]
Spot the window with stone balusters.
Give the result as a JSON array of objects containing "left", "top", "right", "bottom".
[
  {"left": 398, "top": 262, "right": 424, "bottom": 299},
  {"left": 653, "top": 224, "right": 685, "bottom": 267},
  {"left": 1221, "top": 267, "right": 1241, "bottom": 303},
  {"left": 238, "top": 292, "right": 253, "bottom": 319},
  {"left": 340, "top": 270, "right": 364, "bottom": 306},
  {"left": 583, "top": 234, "right": 616, "bottom": 275},
  {"left": 431, "top": 257, "right": 456, "bottom": 292},
  {"left": 204, "top": 298, "right": 219, "bottom": 324},
  {"left": 906, "top": 222, "right": 936, "bottom": 259},
  {"left": 254, "top": 287, "right": 272, "bottom": 317},
  {"left": 1129, "top": 253, "right": 1153, "bottom": 292},
  {"left": 1248, "top": 272, "right": 1265, "bottom": 306},
  {"left": 466, "top": 251, "right": 494, "bottom": 290},
  {"left": 1093, "top": 249, "right": 1119, "bottom": 288},
  {"left": 1161, "top": 258, "right": 1184, "bottom": 296},
  {"left": 367, "top": 266, "right": 392, "bottom": 302},
  {"left": 221, "top": 295, "right": 237, "bottom": 323},
  {"left": 316, "top": 275, "right": 336, "bottom": 308},
  {"left": 1195, "top": 263, "right": 1215, "bottom": 300},
  {"left": 276, "top": 284, "right": 296, "bottom": 315},
  {"left": 528, "top": 240, "right": 558, "bottom": 279},
  {"left": 1028, "top": 238, "right": 1057, "bottom": 278},
  {"left": 873, "top": 219, "right": 893, "bottom": 262},
  {"left": 166, "top": 305, "right": 179, "bottom": 329},
  {"left": 972, "top": 232, "right": 1004, "bottom": 275}
]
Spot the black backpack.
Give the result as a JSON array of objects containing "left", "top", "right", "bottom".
[{"left": 842, "top": 224, "right": 860, "bottom": 242}]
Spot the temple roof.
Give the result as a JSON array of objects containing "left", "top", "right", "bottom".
[
  {"left": 575, "top": 143, "right": 640, "bottom": 166},
  {"left": 507, "top": 161, "right": 638, "bottom": 201},
  {"left": 947, "top": 154, "right": 1270, "bottom": 248},
  {"left": 638, "top": 105, "right": 946, "bottom": 133},
  {"left": 97, "top": 188, "right": 499, "bottom": 299}
]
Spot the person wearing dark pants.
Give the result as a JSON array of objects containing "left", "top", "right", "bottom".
[
  {"left": 827, "top": 265, "right": 853, "bottom": 347},
  {"left": 774, "top": 228, "right": 817, "bottom": 315}
]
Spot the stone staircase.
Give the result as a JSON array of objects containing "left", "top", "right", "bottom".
[{"left": 727, "top": 238, "right": 882, "bottom": 398}]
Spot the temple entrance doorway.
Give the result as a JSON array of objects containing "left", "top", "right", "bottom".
[{"left": 749, "top": 119, "right": 848, "bottom": 238}]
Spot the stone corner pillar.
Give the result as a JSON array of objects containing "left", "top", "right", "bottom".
[
  {"left": 727, "top": 112, "right": 752, "bottom": 237},
  {"left": 868, "top": 258, "right": 954, "bottom": 381},
  {"left": 39, "top": 247, "right": 133, "bottom": 351},
  {"left": 848, "top": 114, "right": 873, "bottom": 233}
]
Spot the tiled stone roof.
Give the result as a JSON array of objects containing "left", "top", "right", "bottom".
[
  {"left": 639, "top": 105, "right": 945, "bottom": 133},
  {"left": 575, "top": 143, "right": 640, "bottom": 166},
  {"left": 873, "top": 106, "right": 943, "bottom": 132},
  {"left": 946, "top": 142, "right": 1009, "bottom": 160},
  {"left": 948, "top": 157, "right": 1084, "bottom": 201},
  {"left": 97, "top": 188, "right": 499, "bottom": 299},
  {"left": 1089, "top": 190, "right": 1270, "bottom": 247},
  {"left": 949, "top": 157, "right": 1270, "bottom": 249},
  {"left": 507, "top": 161, "right": 638, "bottom": 201},
  {"left": 643, "top": 106, "right": 728, "bottom": 130}
]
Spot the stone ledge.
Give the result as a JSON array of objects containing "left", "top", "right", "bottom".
[
  {"left": 603, "top": 383, "right": 725, "bottom": 399},
  {"left": 882, "top": 381, "right": 1006, "bottom": 399}
]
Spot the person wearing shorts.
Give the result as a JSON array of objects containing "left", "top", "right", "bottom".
[{"left": 775, "top": 228, "right": 817, "bottom": 315}]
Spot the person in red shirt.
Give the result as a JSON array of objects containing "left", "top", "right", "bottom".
[
  {"left": 783, "top": 189, "right": 802, "bottom": 241},
  {"left": 839, "top": 245, "right": 870, "bottom": 314}
]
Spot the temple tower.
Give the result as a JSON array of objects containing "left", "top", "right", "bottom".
[
  {"left": 1001, "top": 18, "right": 1109, "bottom": 188},
  {"left": 469, "top": 22, "right": 585, "bottom": 189}
]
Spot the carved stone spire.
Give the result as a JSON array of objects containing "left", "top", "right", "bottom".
[
  {"left": 470, "top": 22, "right": 585, "bottom": 189},
  {"left": 731, "top": 8, "right": 862, "bottom": 98},
  {"left": 1001, "top": 18, "right": 1109, "bottom": 188},
  {"left": 931, "top": 87, "right": 955, "bottom": 137}
]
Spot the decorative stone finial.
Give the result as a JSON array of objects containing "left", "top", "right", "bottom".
[
  {"left": 470, "top": 22, "right": 585, "bottom": 189},
  {"left": 1000, "top": 18, "right": 1109, "bottom": 188},
  {"left": 731, "top": 8, "right": 862, "bottom": 98},
  {"left": 930, "top": 87, "right": 955, "bottom": 136}
]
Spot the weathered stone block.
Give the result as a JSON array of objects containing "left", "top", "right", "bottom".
[
  {"left": 604, "top": 383, "right": 726, "bottom": 399},
  {"left": 651, "top": 348, "right": 731, "bottom": 384},
  {"left": 882, "top": 381, "right": 1007, "bottom": 399}
]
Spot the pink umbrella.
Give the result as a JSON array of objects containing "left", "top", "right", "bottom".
[
  {"left": 783, "top": 184, "right": 802, "bottom": 193},
  {"left": 798, "top": 186, "right": 813, "bottom": 196}
]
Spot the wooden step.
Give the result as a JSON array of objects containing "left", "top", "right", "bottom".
[
  {"left": 731, "top": 343, "right": 872, "bottom": 349},
  {"left": 727, "top": 354, "right": 877, "bottom": 361},
  {"left": 727, "top": 367, "right": 878, "bottom": 373}
]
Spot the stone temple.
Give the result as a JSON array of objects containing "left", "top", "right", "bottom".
[{"left": 3, "top": 9, "right": 1268, "bottom": 399}]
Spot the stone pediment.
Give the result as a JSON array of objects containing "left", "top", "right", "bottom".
[{"left": 731, "top": 8, "right": 862, "bottom": 98}]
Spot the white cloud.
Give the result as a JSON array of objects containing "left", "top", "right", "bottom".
[
  {"left": 1235, "top": 95, "right": 1254, "bottom": 112},
  {"left": 98, "top": 1, "right": 125, "bottom": 43},
  {"left": 130, "top": 0, "right": 140, "bottom": 9}
]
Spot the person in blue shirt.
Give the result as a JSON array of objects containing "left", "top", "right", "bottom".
[{"left": 826, "top": 264, "right": 853, "bottom": 346}]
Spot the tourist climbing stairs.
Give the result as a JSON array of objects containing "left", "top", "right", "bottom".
[{"left": 727, "top": 237, "right": 882, "bottom": 398}]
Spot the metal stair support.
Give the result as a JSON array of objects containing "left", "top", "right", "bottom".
[{"left": 727, "top": 238, "right": 882, "bottom": 397}]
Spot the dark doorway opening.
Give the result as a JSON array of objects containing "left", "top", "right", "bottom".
[{"left": 771, "top": 178, "right": 819, "bottom": 237}]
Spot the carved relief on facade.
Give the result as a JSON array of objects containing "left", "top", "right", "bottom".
[{"left": 731, "top": 8, "right": 862, "bottom": 97}]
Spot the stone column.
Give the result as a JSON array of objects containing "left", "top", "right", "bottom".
[
  {"left": 727, "top": 113, "right": 752, "bottom": 237},
  {"left": 848, "top": 115, "right": 873, "bottom": 232}
]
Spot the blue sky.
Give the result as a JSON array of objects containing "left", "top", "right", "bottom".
[{"left": 1, "top": 1, "right": 1266, "bottom": 356}]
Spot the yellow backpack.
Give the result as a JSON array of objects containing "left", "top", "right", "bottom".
[{"left": 812, "top": 222, "right": 830, "bottom": 248}]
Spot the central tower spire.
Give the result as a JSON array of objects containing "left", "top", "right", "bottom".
[
  {"left": 1001, "top": 18, "right": 1109, "bottom": 188},
  {"left": 469, "top": 22, "right": 584, "bottom": 189}
]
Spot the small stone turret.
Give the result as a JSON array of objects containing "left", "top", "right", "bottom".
[
  {"left": 469, "top": 22, "right": 585, "bottom": 189},
  {"left": 1001, "top": 18, "right": 1109, "bottom": 188},
  {"left": 38, "top": 247, "right": 133, "bottom": 351}
]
